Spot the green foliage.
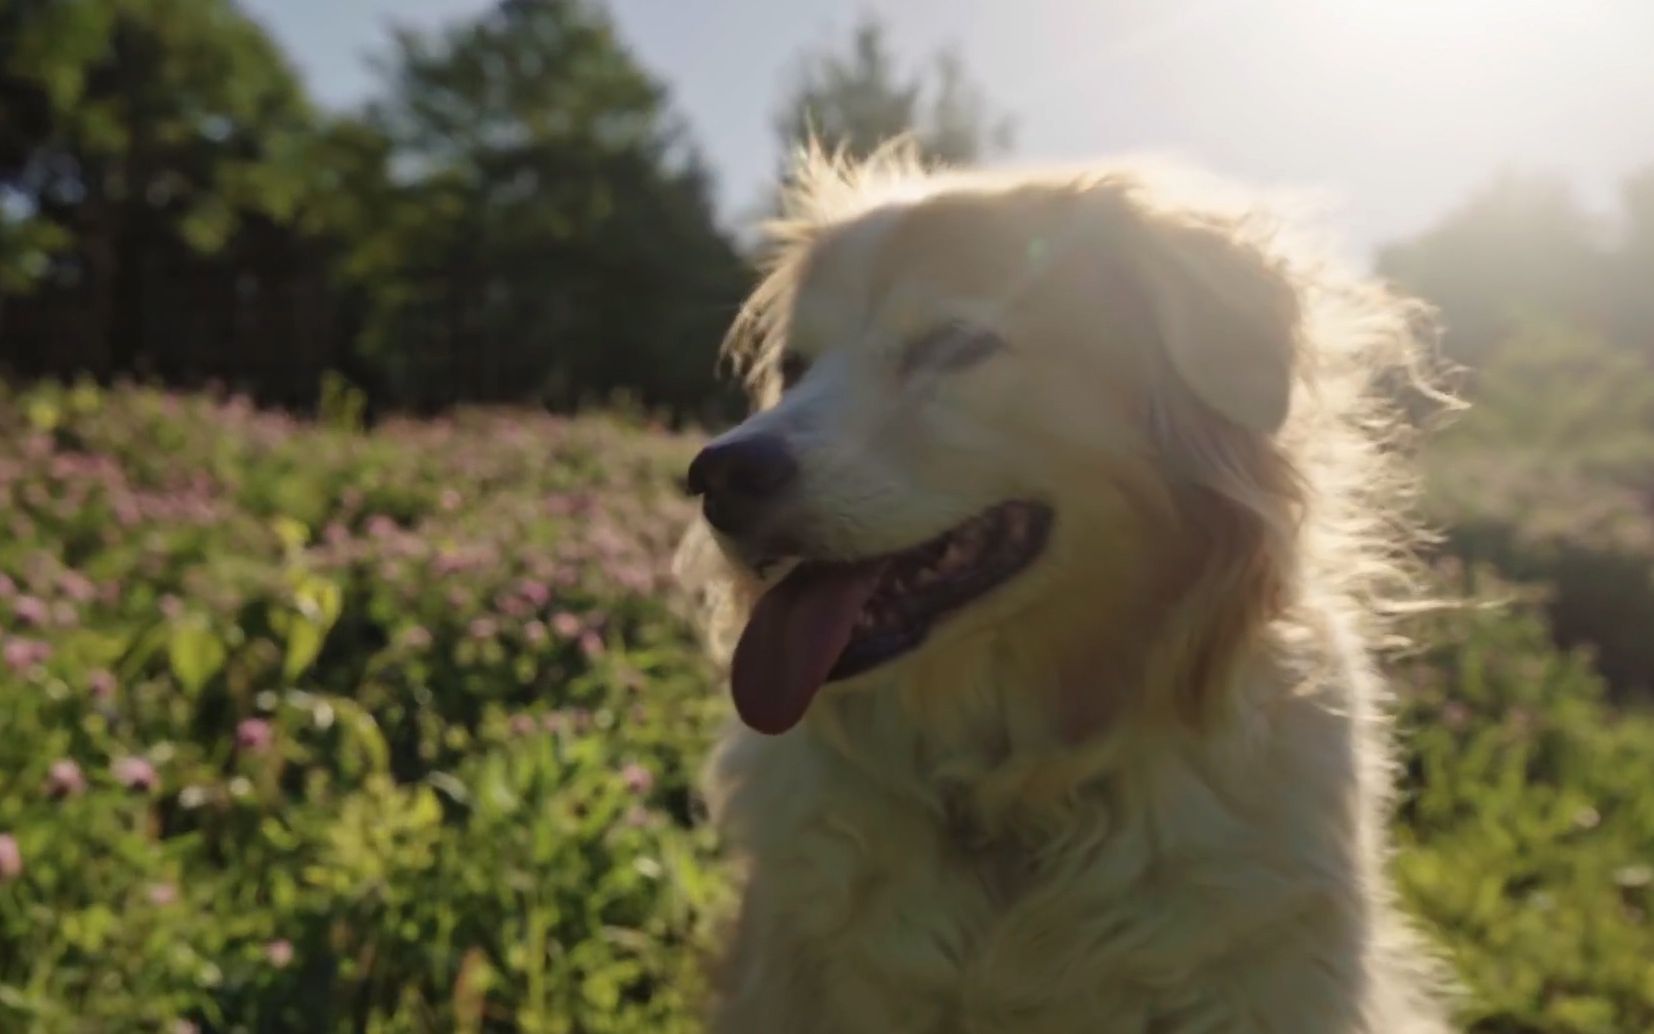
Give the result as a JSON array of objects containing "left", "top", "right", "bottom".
[
  {"left": 1423, "top": 326, "right": 1654, "bottom": 693},
  {"left": 1382, "top": 166, "right": 1654, "bottom": 1007},
  {"left": 0, "top": 0, "right": 1024, "bottom": 419},
  {"left": 1395, "top": 576, "right": 1654, "bottom": 1032},
  {"left": 0, "top": 0, "right": 314, "bottom": 287},
  {"left": 1384, "top": 161, "right": 1654, "bottom": 696},
  {"left": 772, "top": 16, "right": 1014, "bottom": 171},
  {"left": 348, "top": 0, "right": 748, "bottom": 416},
  {"left": 0, "top": 383, "right": 725, "bottom": 1031},
  {"left": 1, "top": 0, "right": 749, "bottom": 419}
]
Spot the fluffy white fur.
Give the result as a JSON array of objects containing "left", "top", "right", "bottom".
[{"left": 677, "top": 145, "right": 1456, "bottom": 1033}]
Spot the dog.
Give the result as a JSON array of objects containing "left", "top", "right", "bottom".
[{"left": 676, "top": 144, "right": 1454, "bottom": 1033}]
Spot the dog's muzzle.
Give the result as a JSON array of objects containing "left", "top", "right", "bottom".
[{"left": 685, "top": 433, "right": 797, "bottom": 537}]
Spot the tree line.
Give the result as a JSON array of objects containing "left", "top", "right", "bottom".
[
  {"left": 3, "top": 0, "right": 1650, "bottom": 420},
  {"left": 0, "top": 1, "right": 1003, "bottom": 419}
]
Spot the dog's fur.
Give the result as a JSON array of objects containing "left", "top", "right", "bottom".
[{"left": 677, "top": 146, "right": 1455, "bottom": 1033}]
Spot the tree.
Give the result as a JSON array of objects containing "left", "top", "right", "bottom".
[
  {"left": 1611, "top": 166, "right": 1654, "bottom": 356},
  {"left": 355, "top": 0, "right": 747, "bottom": 416},
  {"left": 1375, "top": 173, "right": 1609, "bottom": 364},
  {"left": 772, "top": 18, "right": 1013, "bottom": 172},
  {"left": 0, "top": 0, "right": 319, "bottom": 376},
  {"left": 1377, "top": 166, "right": 1654, "bottom": 369},
  {"left": 0, "top": 0, "right": 747, "bottom": 417}
]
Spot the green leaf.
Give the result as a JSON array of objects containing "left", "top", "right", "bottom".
[
  {"left": 271, "top": 515, "right": 309, "bottom": 553},
  {"left": 282, "top": 574, "right": 342, "bottom": 679},
  {"left": 25, "top": 396, "right": 60, "bottom": 432},
  {"left": 282, "top": 620, "right": 324, "bottom": 681},
  {"left": 178, "top": 199, "right": 235, "bottom": 254},
  {"left": 330, "top": 697, "right": 390, "bottom": 777},
  {"left": 167, "top": 616, "right": 226, "bottom": 694}
]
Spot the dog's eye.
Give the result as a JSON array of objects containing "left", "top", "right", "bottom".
[
  {"left": 779, "top": 352, "right": 811, "bottom": 389},
  {"left": 901, "top": 322, "right": 1003, "bottom": 376}
]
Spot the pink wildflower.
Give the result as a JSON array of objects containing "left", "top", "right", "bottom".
[
  {"left": 264, "top": 939, "right": 294, "bottom": 968},
  {"left": 621, "top": 762, "right": 654, "bottom": 796},
  {"left": 517, "top": 579, "right": 552, "bottom": 608},
  {"left": 88, "top": 669, "right": 117, "bottom": 701},
  {"left": 11, "top": 595, "right": 47, "bottom": 626},
  {"left": 3, "top": 637, "right": 50, "bottom": 672},
  {"left": 551, "top": 612, "right": 582, "bottom": 639},
  {"left": 58, "top": 570, "right": 97, "bottom": 603},
  {"left": 235, "top": 718, "right": 274, "bottom": 754},
  {"left": 578, "top": 631, "right": 605, "bottom": 659},
  {"left": 45, "top": 758, "right": 87, "bottom": 798},
  {"left": 113, "top": 755, "right": 159, "bottom": 792},
  {"left": 0, "top": 834, "right": 21, "bottom": 881}
]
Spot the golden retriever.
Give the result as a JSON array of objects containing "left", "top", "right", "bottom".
[{"left": 676, "top": 144, "right": 1454, "bottom": 1033}]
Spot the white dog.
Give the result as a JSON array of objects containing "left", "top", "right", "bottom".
[{"left": 677, "top": 145, "right": 1454, "bottom": 1033}]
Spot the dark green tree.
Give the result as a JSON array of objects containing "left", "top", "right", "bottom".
[
  {"left": 0, "top": 0, "right": 319, "bottom": 376},
  {"left": 355, "top": 0, "right": 747, "bottom": 416}
]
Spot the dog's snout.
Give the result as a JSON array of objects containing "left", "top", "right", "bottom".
[{"left": 686, "top": 434, "right": 798, "bottom": 535}]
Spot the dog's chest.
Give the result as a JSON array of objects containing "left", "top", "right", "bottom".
[
  {"left": 940, "top": 799, "right": 1046, "bottom": 904},
  {"left": 786, "top": 813, "right": 1158, "bottom": 1033}
]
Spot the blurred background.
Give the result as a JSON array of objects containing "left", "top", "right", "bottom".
[{"left": 2, "top": 1, "right": 1653, "bottom": 1031}]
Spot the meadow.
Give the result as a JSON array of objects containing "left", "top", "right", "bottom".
[
  {"left": 2, "top": 378, "right": 1653, "bottom": 1033},
  {"left": 5, "top": 0, "right": 1654, "bottom": 1029}
]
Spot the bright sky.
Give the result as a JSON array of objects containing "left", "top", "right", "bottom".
[{"left": 242, "top": 0, "right": 1654, "bottom": 255}]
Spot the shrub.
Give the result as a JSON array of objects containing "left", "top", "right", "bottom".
[
  {"left": 1395, "top": 574, "right": 1654, "bottom": 1033},
  {"left": 1424, "top": 325, "right": 1654, "bottom": 696}
]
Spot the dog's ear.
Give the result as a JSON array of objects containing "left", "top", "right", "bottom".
[{"left": 1142, "top": 220, "right": 1301, "bottom": 433}]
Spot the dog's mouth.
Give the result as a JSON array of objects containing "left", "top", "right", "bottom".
[{"left": 730, "top": 501, "right": 1053, "bottom": 735}]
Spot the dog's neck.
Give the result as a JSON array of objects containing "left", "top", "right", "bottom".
[
  {"left": 800, "top": 631, "right": 1245, "bottom": 843},
  {"left": 790, "top": 581, "right": 1337, "bottom": 853}
]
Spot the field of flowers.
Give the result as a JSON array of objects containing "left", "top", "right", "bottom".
[
  {"left": 0, "top": 383, "right": 724, "bottom": 1032},
  {"left": 3, "top": 381, "right": 1654, "bottom": 1033}
]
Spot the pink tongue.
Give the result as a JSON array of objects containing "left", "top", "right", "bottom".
[{"left": 730, "top": 561, "right": 887, "bottom": 735}]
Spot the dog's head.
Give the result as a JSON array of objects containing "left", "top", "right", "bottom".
[{"left": 684, "top": 152, "right": 1424, "bottom": 738}]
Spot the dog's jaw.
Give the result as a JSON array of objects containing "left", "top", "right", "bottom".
[{"left": 724, "top": 501, "right": 1054, "bottom": 735}]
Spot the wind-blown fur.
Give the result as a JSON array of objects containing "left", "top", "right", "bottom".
[{"left": 677, "top": 143, "right": 1456, "bottom": 1033}]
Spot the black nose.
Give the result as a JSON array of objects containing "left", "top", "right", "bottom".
[{"left": 686, "top": 434, "right": 798, "bottom": 535}]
